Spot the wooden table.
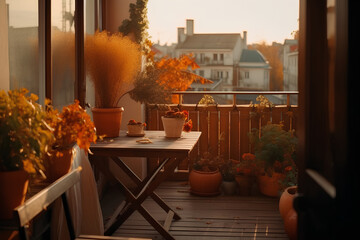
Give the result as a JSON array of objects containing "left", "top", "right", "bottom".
[{"left": 89, "top": 130, "right": 201, "bottom": 240}]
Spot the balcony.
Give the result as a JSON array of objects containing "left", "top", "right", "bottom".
[{"left": 145, "top": 91, "right": 298, "bottom": 180}]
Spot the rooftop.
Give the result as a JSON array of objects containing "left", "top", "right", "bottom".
[
  {"left": 176, "top": 34, "right": 241, "bottom": 50},
  {"left": 240, "top": 49, "right": 268, "bottom": 63}
]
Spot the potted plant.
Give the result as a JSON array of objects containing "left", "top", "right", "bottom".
[
  {"left": 0, "top": 89, "right": 55, "bottom": 219},
  {"left": 219, "top": 158, "right": 238, "bottom": 195},
  {"left": 127, "top": 119, "right": 146, "bottom": 136},
  {"left": 161, "top": 107, "right": 193, "bottom": 138},
  {"left": 234, "top": 153, "right": 259, "bottom": 196},
  {"left": 249, "top": 122, "right": 298, "bottom": 197},
  {"left": 189, "top": 152, "right": 222, "bottom": 196},
  {"left": 278, "top": 156, "right": 298, "bottom": 239},
  {"left": 45, "top": 100, "right": 97, "bottom": 181},
  {"left": 85, "top": 30, "right": 142, "bottom": 137}
]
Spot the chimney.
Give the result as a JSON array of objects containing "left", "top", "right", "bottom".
[
  {"left": 178, "top": 27, "right": 186, "bottom": 43},
  {"left": 243, "top": 31, "right": 247, "bottom": 48},
  {"left": 186, "top": 19, "right": 194, "bottom": 36}
]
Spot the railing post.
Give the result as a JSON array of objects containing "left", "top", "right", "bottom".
[{"left": 287, "top": 94, "right": 290, "bottom": 106}]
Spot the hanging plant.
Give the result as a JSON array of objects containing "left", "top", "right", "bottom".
[{"left": 119, "top": 0, "right": 149, "bottom": 45}]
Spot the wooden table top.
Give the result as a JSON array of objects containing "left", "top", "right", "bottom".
[{"left": 90, "top": 130, "right": 201, "bottom": 159}]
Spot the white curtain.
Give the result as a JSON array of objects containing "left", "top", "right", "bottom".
[{"left": 51, "top": 146, "right": 104, "bottom": 239}]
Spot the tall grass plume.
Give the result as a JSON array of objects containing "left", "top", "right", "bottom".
[{"left": 85, "top": 31, "right": 141, "bottom": 108}]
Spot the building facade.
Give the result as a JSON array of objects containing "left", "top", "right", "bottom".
[
  {"left": 173, "top": 19, "right": 271, "bottom": 94},
  {"left": 283, "top": 39, "right": 298, "bottom": 91}
]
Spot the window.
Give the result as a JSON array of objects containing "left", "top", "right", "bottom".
[
  {"left": 200, "top": 53, "right": 205, "bottom": 63},
  {"left": 220, "top": 53, "right": 224, "bottom": 61},
  {"left": 213, "top": 53, "right": 218, "bottom": 61},
  {"left": 5, "top": 0, "right": 40, "bottom": 97},
  {"left": 51, "top": 0, "right": 75, "bottom": 109},
  {"left": 245, "top": 71, "right": 249, "bottom": 79},
  {"left": 199, "top": 70, "right": 204, "bottom": 77}
]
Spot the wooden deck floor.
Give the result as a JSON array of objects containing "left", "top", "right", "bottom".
[{"left": 100, "top": 181, "right": 289, "bottom": 240}]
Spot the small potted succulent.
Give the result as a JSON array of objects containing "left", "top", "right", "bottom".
[
  {"left": 161, "top": 108, "right": 193, "bottom": 138},
  {"left": 0, "top": 89, "right": 55, "bottom": 219},
  {"left": 45, "top": 100, "right": 97, "bottom": 181}
]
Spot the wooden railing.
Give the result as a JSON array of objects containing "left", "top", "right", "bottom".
[{"left": 145, "top": 91, "right": 298, "bottom": 180}]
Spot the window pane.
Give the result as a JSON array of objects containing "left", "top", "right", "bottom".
[
  {"left": 6, "top": 0, "right": 40, "bottom": 95},
  {"left": 51, "top": 0, "right": 75, "bottom": 109}
]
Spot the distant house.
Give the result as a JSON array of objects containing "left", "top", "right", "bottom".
[
  {"left": 237, "top": 49, "right": 271, "bottom": 90},
  {"left": 283, "top": 39, "right": 298, "bottom": 91},
  {"left": 174, "top": 19, "right": 271, "bottom": 94},
  {"left": 174, "top": 19, "right": 246, "bottom": 92}
]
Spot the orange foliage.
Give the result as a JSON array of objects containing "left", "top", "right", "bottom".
[
  {"left": 155, "top": 54, "right": 212, "bottom": 103},
  {"left": 142, "top": 41, "right": 211, "bottom": 103},
  {"left": 250, "top": 42, "right": 283, "bottom": 90},
  {"left": 46, "top": 100, "right": 97, "bottom": 153}
]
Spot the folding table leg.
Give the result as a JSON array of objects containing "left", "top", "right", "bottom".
[
  {"left": 151, "top": 193, "right": 181, "bottom": 220},
  {"left": 111, "top": 156, "right": 182, "bottom": 220},
  {"left": 137, "top": 206, "right": 175, "bottom": 240}
]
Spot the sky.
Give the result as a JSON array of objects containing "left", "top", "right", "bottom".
[{"left": 147, "top": 0, "right": 299, "bottom": 45}]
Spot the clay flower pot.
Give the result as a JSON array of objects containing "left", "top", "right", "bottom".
[
  {"left": 235, "top": 174, "right": 254, "bottom": 196},
  {"left": 92, "top": 107, "right": 124, "bottom": 138},
  {"left": 0, "top": 170, "right": 29, "bottom": 219},
  {"left": 45, "top": 147, "right": 75, "bottom": 182},
  {"left": 279, "top": 186, "right": 298, "bottom": 219},
  {"left": 257, "top": 173, "right": 285, "bottom": 197},
  {"left": 284, "top": 208, "right": 298, "bottom": 240},
  {"left": 189, "top": 169, "right": 222, "bottom": 196}
]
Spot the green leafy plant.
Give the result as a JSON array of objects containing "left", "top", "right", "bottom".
[
  {"left": 219, "top": 158, "right": 237, "bottom": 181},
  {"left": 118, "top": 0, "right": 149, "bottom": 45},
  {"left": 249, "top": 122, "right": 297, "bottom": 177},
  {"left": 193, "top": 152, "right": 221, "bottom": 172},
  {"left": 0, "top": 89, "right": 54, "bottom": 176}
]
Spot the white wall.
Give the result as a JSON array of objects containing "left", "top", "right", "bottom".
[
  {"left": 240, "top": 68, "right": 269, "bottom": 90},
  {"left": 0, "top": 0, "right": 10, "bottom": 90}
]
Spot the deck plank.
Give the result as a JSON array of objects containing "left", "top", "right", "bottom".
[{"left": 100, "top": 181, "right": 289, "bottom": 239}]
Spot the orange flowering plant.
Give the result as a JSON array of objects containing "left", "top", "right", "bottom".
[
  {"left": 163, "top": 108, "right": 193, "bottom": 132},
  {"left": 234, "top": 153, "right": 260, "bottom": 176},
  {"left": 46, "top": 100, "right": 97, "bottom": 154}
]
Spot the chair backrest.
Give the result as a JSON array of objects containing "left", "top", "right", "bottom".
[{"left": 13, "top": 167, "right": 82, "bottom": 240}]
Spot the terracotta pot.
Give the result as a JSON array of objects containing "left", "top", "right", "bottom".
[
  {"left": 235, "top": 174, "right": 254, "bottom": 196},
  {"left": 92, "top": 107, "right": 124, "bottom": 138},
  {"left": 189, "top": 169, "right": 222, "bottom": 196},
  {"left": 222, "top": 180, "right": 238, "bottom": 195},
  {"left": 257, "top": 173, "right": 285, "bottom": 197},
  {"left": 284, "top": 208, "right": 298, "bottom": 240},
  {"left": 0, "top": 170, "right": 29, "bottom": 219},
  {"left": 45, "top": 148, "right": 74, "bottom": 182},
  {"left": 279, "top": 186, "right": 298, "bottom": 219},
  {"left": 161, "top": 116, "right": 185, "bottom": 138}
]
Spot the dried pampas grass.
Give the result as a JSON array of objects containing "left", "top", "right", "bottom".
[{"left": 85, "top": 31, "right": 141, "bottom": 108}]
